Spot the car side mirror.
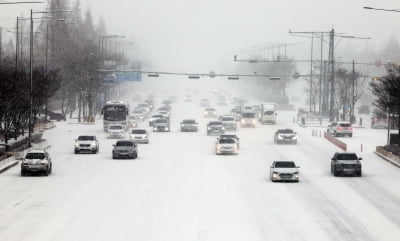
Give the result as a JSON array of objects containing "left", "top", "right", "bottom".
[
  {"left": 112, "top": 144, "right": 115, "bottom": 147},
  {"left": 331, "top": 158, "right": 335, "bottom": 161},
  {"left": 270, "top": 166, "right": 273, "bottom": 168},
  {"left": 297, "top": 166, "right": 300, "bottom": 168},
  {"left": 359, "top": 157, "right": 363, "bottom": 160}
]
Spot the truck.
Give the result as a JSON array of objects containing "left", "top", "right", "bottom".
[{"left": 260, "top": 103, "right": 277, "bottom": 124}]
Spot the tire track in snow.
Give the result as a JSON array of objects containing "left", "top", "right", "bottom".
[{"left": 346, "top": 179, "right": 400, "bottom": 228}]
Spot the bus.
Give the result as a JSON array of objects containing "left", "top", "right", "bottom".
[{"left": 102, "top": 101, "right": 129, "bottom": 131}]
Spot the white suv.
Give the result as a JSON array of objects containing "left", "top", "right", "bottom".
[
  {"left": 74, "top": 135, "right": 99, "bottom": 154},
  {"left": 327, "top": 122, "right": 353, "bottom": 137}
]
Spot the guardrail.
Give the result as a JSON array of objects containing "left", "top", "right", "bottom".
[{"left": 324, "top": 132, "right": 347, "bottom": 151}]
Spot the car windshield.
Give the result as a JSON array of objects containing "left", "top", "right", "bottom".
[
  {"left": 78, "top": 136, "right": 94, "bottom": 141},
  {"left": 132, "top": 130, "right": 146, "bottom": 134},
  {"left": 25, "top": 152, "right": 45, "bottom": 159},
  {"left": 242, "top": 113, "right": 255, "bottom": 118},
  {"left": 264, "top": 111, "right": 274, "bottom": 115},
  {"left": 336, "top": 153, "right": 358, "bottom": 160},
  {"left": 221, "top": 135, "right": 237, "bottom": 139},
  {"left": 116, "top": 141, "right": 133, "bottom": 146},
  {"left": 155, "top": 119, "right": 168, "bottom": 123},
  {"left": 152, "top": 115, "right": 162, "bottom": 118},
  {"left": 275, "top": 162, "right": 296, "bottom": 168},
  {"left": 278, "top": 129, "right": 294, "bottom": 134},
  {"left": 206, "top": 108, "right": 215, "bottom": 111},
  {"left": 222, "top": 117, "right": 235, "bottom": 121},
  {"left": 109, "top": 125, "right": 123, "bottom": 130},
  {"left": 339, "top": 123, "right": 351, "bottom": 127},
  {"left": 183, "top": 120, "right": 196, "bottom": 124},
  {"left": 209, "top": 122, "right": 222, "bottom": 125},
  {"left": 219, "top": 138, "right": 235, "bottom": 144}
]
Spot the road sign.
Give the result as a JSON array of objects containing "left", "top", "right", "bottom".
[
  {"left": 375, "top": 60, "right": 382, "bottom": 68},
  {"left": 114, "top": 71, "right": 142, "bottom": 81}
]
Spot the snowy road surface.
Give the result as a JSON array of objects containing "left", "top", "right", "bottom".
[{"left": 1, "top": 93, "right": 400, "bottom": 241}]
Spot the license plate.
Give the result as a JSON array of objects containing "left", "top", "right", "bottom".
[{"left": 344, "top": 169, "right": 354, "bottom": 172}]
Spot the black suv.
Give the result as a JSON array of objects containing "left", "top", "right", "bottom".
[{"left": 331, "top": 152, "right": 362, "bottom": 177}]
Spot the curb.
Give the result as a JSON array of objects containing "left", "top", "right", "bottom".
[
  {"left": 0, "top": 159, "right": 18, "bottom": 174},
  {"left": 375, "top": 151, "right": 400, "bottom": 168}
]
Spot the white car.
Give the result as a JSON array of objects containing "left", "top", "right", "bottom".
[
  {"left": 204, "top": 107, "right": 217, "bottom": 118},
  {"left": 215, "top": 137, "right": 238, "bottom": 155},
  {"left": 220, "top": 115, "right": 237, "bottom": 131},
  {"left": 327, "top": 122, "right": 353, "bottom": 137},
  {"left": 131, "top": 110, "right": 146, "bottom": 121},
  {"left": 107, "top": 125, "right": 126, "bottom": 139},
  {"left": 74, "top": 135, "right": 99, "bottom": 154},
  {"left": 270, "top": 161, "right": 300, "bottom": 182},
  {"left": 240, "top": 111, "right": 257, "bottom": 128},
  {"left": 149, "top": 114, "right": 165, "bottom": 126},
  {"left": 130, "top": 129, "right": 149, "bottom": 144}
]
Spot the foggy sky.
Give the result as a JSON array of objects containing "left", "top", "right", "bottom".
[{"left": 1, "top": 0, "right": 399, "bottom": 73}]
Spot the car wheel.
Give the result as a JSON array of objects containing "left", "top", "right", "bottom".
[
  {"left": 349, "top": 134, "right": 353, "bottom": 138},
  {"left": 333, "top": 171, "right": 339, "bottom": 177},
  {"left": 133, "top": 153, "right": 138, "bottom": 159},
  {"left": 43, "top": 170, "right": 49, "bottom": 176},
  {"left": 92, "top": 150, "right": 97, "bottom": 154},
  {"left": 74, "top": 150, "right": 79, "bottom": 154},
  {"left": 21, "top": 170, "right": 25, "bottom": 176},
  {"left": 357, "top": 171, "right": 362, "bottom": 177}
]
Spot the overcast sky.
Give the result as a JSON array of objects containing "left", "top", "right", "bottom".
[{"left": 1, "top": 0, "right": 399, "bottom": 73}]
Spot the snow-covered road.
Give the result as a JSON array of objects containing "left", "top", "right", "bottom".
[{"left": 1, "top": 92, "right": 400, "bottom": 241}]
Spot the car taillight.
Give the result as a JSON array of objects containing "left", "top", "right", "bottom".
[
  {"left": 349, "top": 127, "right": 353, "bottom": 131},
  {"left": 337, "top": 127, "right": 342, "bottom": 131}
]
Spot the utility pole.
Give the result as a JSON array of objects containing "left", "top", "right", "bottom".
[
  {"left": 0, "top": 27, "right": 2, "bottom": 67},
  {"left": 319, "top": 34, "right": 323, "bottom": 115},
  {"left": 328, "top": 28, "right": 335, "bottom": 121},
  {"left": 16, "top": 17, "right": 19, "bottom": 70},
  {"left": 309, "top": 35, "right": 314, "bottom": 112},
  {"left": 28, "top": 9, "right": 33, "bottom": 147},
  {"left": 351, "top": 60, "right": 355, "bottom": 124}
]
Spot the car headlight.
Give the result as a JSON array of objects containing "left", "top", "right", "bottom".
[
  {"left": 74, "top": 143, "right": 79, "bottom": 147},
  {"left": 252, "top": 120, "right": 256, "bottom": 123},
  {"left": 165, "top": 127, "right": 169, "bottom": 130},
  {"left": 292, "top": 135, "right": 298, "bottom": 140},
  {"left": 217, "top": 145, "right": 221, "bottom": 150},
  {"left": 221, "top": 127, "right": 225, "bottom": 130},
  {"left": 208, "top": 127, "right": 211, "bottom": 130},
  {"left": 241, "top": 119, "right": 245, "bottom": 124},
  {"left": 40, "top": 160, "right": 49, "bottom": 165},
  {"left": 90, "top": 142, "right": 96, "bottom": 147},
  {"left": 272, "top": 172, "right": 279, "bottom": 178},
  {"left": 278, "top": 135, "right": 284, "bottom": 140}
]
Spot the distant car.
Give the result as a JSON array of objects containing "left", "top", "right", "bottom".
[
  {"left": 200, "top": 99, "right": 210, "bottom": 107},
  {"left": 46, "top": 110, "right": 64, "bottom": 121},
  {"left": 327, "top": 122, "right": 353, "bottom": 137},
  {"left": 221, "top": 115, "right": 237, "bottom": 131},
  {"left": 136, "top": 103, "right": 151, "bottom": 113},
  {"left": 270, "top": 161, "right": 299, "bottom": 182},
  {"left": 153, "top": 118, "right": 170, "bottom": 132},
  {"left": 149, "top": 114, "right": 165, "bottom": 126},
  {"left": 180, "top": 119, "right": 199, "bottom": 132},
  {"left": 204, "top": 107, "right": 217, "bottom": 118},
  {"left": 331, "top": 152, "right": 362, "bottom": 177},
  {"left": 74, "top": 135, "right": 99, "bottom": 154},
  {"left": 207, "top": 121, "right": 225, "bottom": 135},
  {"left": 230, "top": 108, "right": 241, "bottom": 121},
  {"left": 127, "top": 116, "right": 138, "bottom": 129},
  {"left": 130, "top": 129, "right": 149, "bottom": 144},
  {"left": 130, "top": 110, "right": 146, "bottom": 121},
  {"left": 217, "top": 134, "right": 240, "bottom": 148},
  {"left": 162, "top": 100, "right": 172, "bottom": 107},
  {"left": 274, "top": 129, "right": 298, "bottom": 144},
  {"left": 157, "top": 110, "right": 170, "bottom": 119},
  {"left": 215, "top": 137, "right": 238, "bottom": 155},
  {"left": 21, "top": 149, "right": 52, "bottom": 176},
  {"left": 107, "top": 124, "right": 126, "bottom": 139},
  {"left": 240, "top": 111, "right": 257, "bottom": 128},
  {"left": 217, "top": 98, "right": 228, "bottom": 105},
  {"left": 112, "top": 140, "right": 138, "bottom": 159},
  {"left": 184, "top": 95, "right": 194, "bottom": 102},
  {"left": 358, "top": 105, "right": 370, "bottom": 115},
  {"left": 169, "top": 96, "right": 178, "bottom": 103}
]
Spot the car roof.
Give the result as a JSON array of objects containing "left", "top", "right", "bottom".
[{"left": 27, "top": 149, "right": 46, "bottom": 153}]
